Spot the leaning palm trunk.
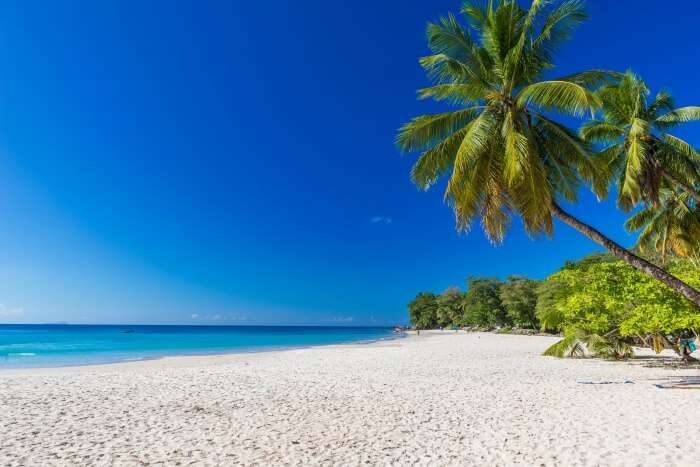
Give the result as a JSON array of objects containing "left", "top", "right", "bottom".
[
  {"left": 550, "top": 202, "right": 700, "bottom": 307},
  {"left": 398, "top": 2, "right": 700, "bottom": 308}
]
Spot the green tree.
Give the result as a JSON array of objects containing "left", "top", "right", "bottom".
[
  {"left": 463, "top": 277, "right": 506, "bottom": 327},
  {"left": 561, "top": 252, "right": 617, "bottom": 270},
  {"left": 536, "top": 253, "right": 615, "bottom": 331},
  {"left": 581, "top": 71, "right": 700, "bottom": 208},
  {"left": 436, "top": 287, "right": 464, "bottom": 327},
  {"left": 538, "top": 255, "right": 700, "bottom": 359},
  {"left": 396, "top": 0, "right": 700, "bottom": 307},
  {"left": 500, "top": 276, "right": 539, "bottom": 328},
  {"left": 408, "top": 292, "right": 439, "bottom": 329},
  {"left": 619, "top": 260, "right": 700, "bottom": 340}
]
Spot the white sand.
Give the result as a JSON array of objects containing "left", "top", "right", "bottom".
[{"left": 1, "top": 331, "right": 699, "bottom": 466}]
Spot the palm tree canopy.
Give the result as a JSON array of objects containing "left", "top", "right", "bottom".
[
  {"left": 397, "top": 0, "right": 617, "bottom": 243},
  {"left": 581, "top": 71, "right": 700, "bottom": 210},
  {"left": 624, "top": 188, "right": 700, "bottom": 263}
]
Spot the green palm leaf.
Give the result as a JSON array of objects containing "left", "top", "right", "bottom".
[
  {"left": 579, "top": 120, "right": 625, "bottom": 143},
  {"left": 663, "top": 134, "right": 700, "bottom": 160},
  {"left": 517, "top": 80, "right": 600, "bottom": 117},
  {"left": 426, "top": 13, "right": 480, "bottom": 65},
  {"left": 536, "top": 114, "right": 609, "bottom": 199},
  {"left": 551, "top": 70, "right": 623, "bottom": 88},
  {"left": 411, "top": 129, "right": 467, "bottom": 190},
  {"left": 417, "top": 84, "right": 485, "bottom": 105},
  {"left": 648, "top": 91, "right": 674, "bottom": 115},
  {"left": 543, "top": 334, "right": 585, "bottom": 358},
  {"left": 617, "top": 118, "right": 652, "bottom": 208},
  {"left": 396, "top": 107, "right": 482, "bottom": 153},
  {"left": 657, "top": 106, "right": 700, "bottom": 124},
  {"left": 532, "top": 0, "right": 587, "bottom": 51}
]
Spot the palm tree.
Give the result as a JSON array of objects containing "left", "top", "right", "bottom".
[
  {"left": 543, "top": 329, "right": 633, "bottom": 360},
  {"left": 581, "top": 72, "right": 700, "bottom": 209},
  {"left": 396, "top": 0, "right": 700, "bottom": 306},
  {"left": 625, "top": 188, "right": 700, "bottom": 267}
]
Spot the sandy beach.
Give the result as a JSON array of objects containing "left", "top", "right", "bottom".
[{"left": 1, "top": 331, "right": 699, "bottom": 466}]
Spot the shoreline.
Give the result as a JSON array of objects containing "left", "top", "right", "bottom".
[
  {"left": 0, "top": 330, "right": 410, "bottom": 376},
  {"left": 0, "top": 328, "right": 687, "bottom": 376}
]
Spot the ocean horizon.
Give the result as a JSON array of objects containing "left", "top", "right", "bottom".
[{"left": 0, "top": 324, "right": 400, "bottom": 369}]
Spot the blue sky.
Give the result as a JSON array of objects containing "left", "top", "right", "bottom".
[{"left": 0, "top": 0, "right": 698, "bottom": 325}]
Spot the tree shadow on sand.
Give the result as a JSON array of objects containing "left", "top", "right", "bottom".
[{"left": 627, "top": 354, "right": 700, "bottom": 370}]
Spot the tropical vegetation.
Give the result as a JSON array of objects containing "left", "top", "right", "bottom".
[
  {"left": 401, "top": 0, "right": 700, "bottom": 362},
  {"left": 396, "top": 0, "right": 700, "bottom": 307},
  {"left": 408, "top": 254, "right": 700, "bottom": 360},
  {"left": 408, "top": 276, "right": 539, "bottom": 331}
]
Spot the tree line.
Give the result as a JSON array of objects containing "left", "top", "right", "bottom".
[
  {"left": 409, "top": 253, "right": 700, "bottom": 360},
  {"left": 409, "top": 276, "right": 538, "bottom": 331}
]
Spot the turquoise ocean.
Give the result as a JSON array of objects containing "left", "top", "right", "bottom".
[{"left": 0, "top": 324, "right": 400, "bottom": 369}]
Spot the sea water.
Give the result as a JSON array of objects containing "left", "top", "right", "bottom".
[{"left": 0, "top": 324, "right": 399, "bottom": 369}]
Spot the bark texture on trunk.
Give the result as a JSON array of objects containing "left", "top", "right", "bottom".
[
  {"left": 550, "top": 202, "right": 700, "bottom": 307},
  {"left": 659, "top": 168, "right": 700, "bottom": 204}
]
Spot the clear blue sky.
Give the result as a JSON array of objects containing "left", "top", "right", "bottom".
[{"left": 0, "top": 1, "right": 698, "bottom": 325}]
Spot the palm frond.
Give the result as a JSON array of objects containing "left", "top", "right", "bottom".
[
  {"left": 396, "top": 107, "right": 482, "bottom": 153},
  {"left": 625, "top": 206, "right": 657, "bottom": 233},
  {"left": 618, "top": 118, "right": 650, "bottom": 208},
  {"left": 502, "top": 110, "right": 531, "bottom": 184},
  {"left": 663, "top": 134, "right": 700, "bottom": 161},
  {"left": 417, "top": 83, "right": 485, "bottom": 105},
  {"left": 532, "top": 0, "right": 587, "bottom": 53},
  {"left": 419, "top": 53, "right": 477, "bottom": 84},
  {"left": 595, "top": 71, "right": 649, "bottom": 126},
  {"left": 543, "top": 334, "right": 585, "bottom": 358},
  {"left": 596, "top": 143, "right": 624, "bottom": 167},
  {"left": 480, "top": 153, "right": 512, "bottom": 243},
  {"left": 460, "top": 1, "right": 489, "bottom": 31},
  {"left": 517, "top": 80, "right": 600, "bottom": 117},
  {"left": 657, "top": 106, "right": 700, "bottom": 124},
  {"left": 426, "top": 13, "right": 474, "bottom": 60},
  {"left": 648, "top": 91, "right": 674, "bottom": 116},
  {"left": 410, "top": 128, "right": 467, "bottom": 190},
  {"left": 445, "top": 112, "right": 500, "bottom": 234},
  {"left": 551, "top": 69, "right": 622, "bottom": 89},
  {"left": 501, "top": 0, "right": 553, "bottom": 89},
  {"left": 535, "top": 113, "right": 608, "bottom": 198},
  {"left": 583, "top": 333, "right": 634, "bottom": 359},
  {"left": 579, "top": 120, "right": 625, "bottom": 143}
]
